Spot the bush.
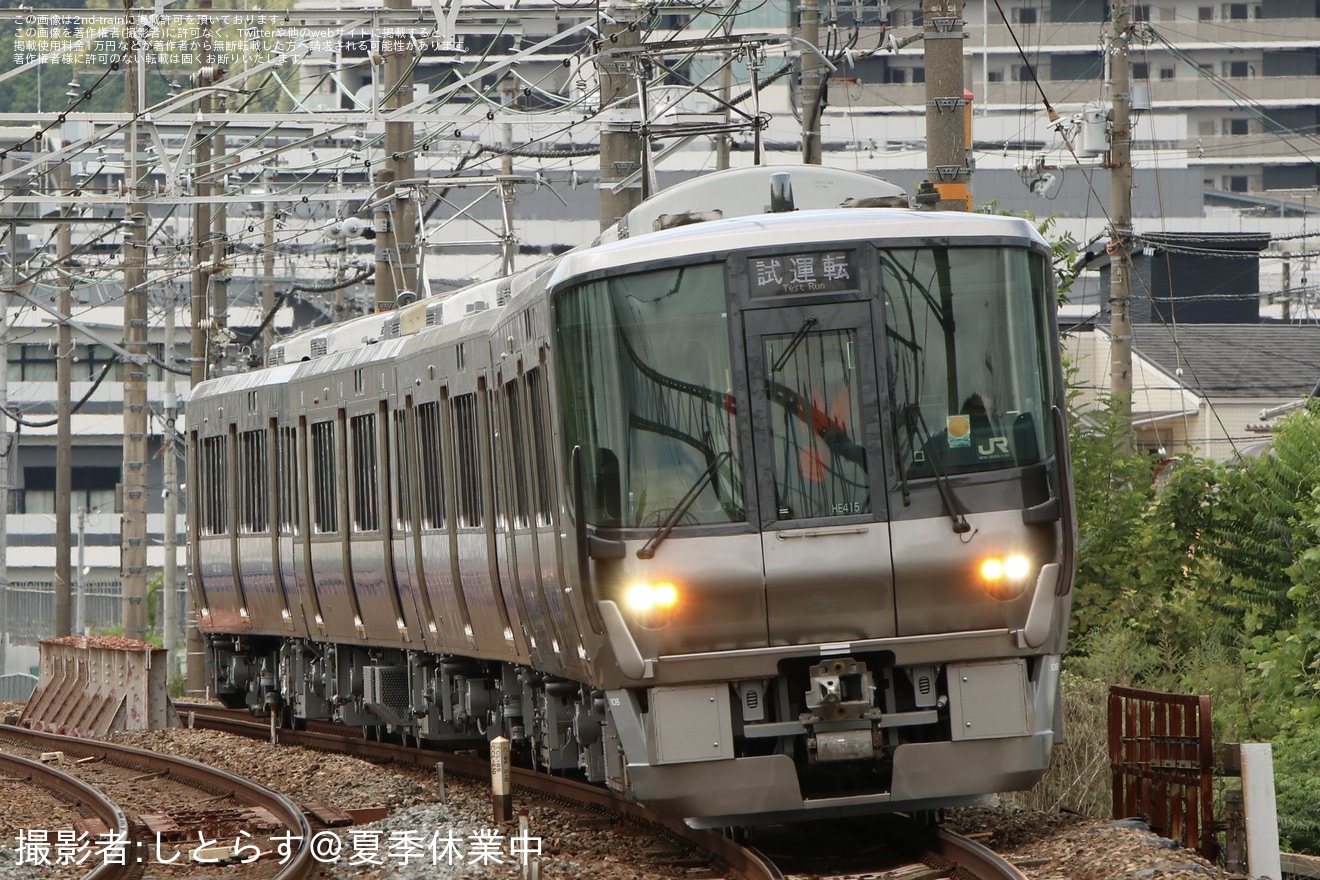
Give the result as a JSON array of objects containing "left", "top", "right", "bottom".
[{"left": 1271, "top": 726, "right": 1320, "bottom": 853}]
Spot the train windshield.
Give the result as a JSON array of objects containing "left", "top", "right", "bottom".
[
  {"left": 883, "top": 246, "right": 1055, "bottom": 478},
  {"left": 556, "top": 263, "right": 745, "bottom": 528}
]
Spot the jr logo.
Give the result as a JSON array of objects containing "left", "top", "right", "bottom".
[{"left": 978, "top": 436, "right": 1010, "bottom": 457}]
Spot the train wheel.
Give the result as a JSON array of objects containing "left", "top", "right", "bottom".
[{"left": 280, "top": 706, "right": 306, "bottom": 731}]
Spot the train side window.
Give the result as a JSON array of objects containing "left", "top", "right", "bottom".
[
  {"left": 237, "top": 429, "right": 270, "bottom": 534},
  {"left": 526, "top": 367, "right": 554, "bottom": 525},
  {"left": 392, "top": 409, "right": 413, "bottom": 530},
  {"left": 276, "top": 426, "right": 300, "bottom": 535},
  {"left": 350, "top": 413, "right": 380, "bottom": 532},
  {"left": 504, "top": 379, "right": 531, "bottom": 529},
  {"left": 452, "top": 393, "right": 484, "bottom": 528},
  {"left": 416, "top": 401, "right": 446, "bottom": 529},
  {"left": 199, "top": 435, "right": 229, "bottom": 536},
  {"left": 310, "top": 420, "right": 339, "bottom": 533}
]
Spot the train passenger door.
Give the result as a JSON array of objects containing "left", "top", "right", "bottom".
[{"left": 742, "top": 302, "right": 898, "bottom": 645}]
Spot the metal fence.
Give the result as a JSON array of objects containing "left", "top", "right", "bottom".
[
  {"left": 0, "top": 673, "right": 37, "bottom": 702},
  {"left": 3, "top": 581, "right": 189, "bottom": 646},
  {"left": 1108, "top": 684, "right": 1216, "bottom": 861}
]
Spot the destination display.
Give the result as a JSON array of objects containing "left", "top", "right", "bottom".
[{"left": 749, "top": 251, "right": 856, "bottom": 296}]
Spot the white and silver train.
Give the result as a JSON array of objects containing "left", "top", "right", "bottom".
[{"left": 187, "top": 166, "right": 1075, "bottom": 827}]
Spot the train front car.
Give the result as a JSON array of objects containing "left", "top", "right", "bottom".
[{"left": 552, "top": 196, "right": 1074, "bottom": 826}]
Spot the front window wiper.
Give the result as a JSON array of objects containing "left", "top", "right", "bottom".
[
  {"left": 904, "top": 406, "right": 972, "bottom": 535},
  {"left": 636, "top": 450, "right": 732, "bottom": 559},
  {"left": 771, "top": 317, "right": 818, "bottom": 372}
]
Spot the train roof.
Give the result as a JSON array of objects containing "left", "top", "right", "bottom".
[
  {"left": 599, "top": 165, "right": 908, "bottom": 243},
  {"left": 548, "top": 208, "right": 1049, "bottom": 289},
  {"left": 191, "top": 167, "right": 1046, "bottom": 399}
]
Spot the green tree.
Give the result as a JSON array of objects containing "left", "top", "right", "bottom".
[
  {"left": 1066, "top": 392, "right": 1159, "bottom": 638},
  {"left": 1197, "top": 406, "right": 1320, "bottom": 671}
]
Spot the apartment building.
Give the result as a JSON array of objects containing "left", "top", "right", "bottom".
[{"left": 825, "top": 0, "right": 1319, "bottom": 197}]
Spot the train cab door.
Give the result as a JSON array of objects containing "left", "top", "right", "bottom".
[{"left": 742, "top": 302, "right": 899, "bottom": 645}]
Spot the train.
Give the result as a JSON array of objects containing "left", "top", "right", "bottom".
[{"left": 186, "top": 165, "right": 1076, "bottom": 827}]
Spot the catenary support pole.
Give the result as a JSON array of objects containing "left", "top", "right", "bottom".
[
  {"left": 799, "top": 0, "right": 823, "bottom": 164},
  {"left": 186, "top": 0, "right": 214, "bottom": 694},
  {"left": 54, "top": 141, "right": 73, "bottom": 638},
  {"left": 923, "top": 0, "right": 971, "bottom": 211},
  {"left": 0, "top": 222, "right": 13, "bottom": 674},
  {"left": 381, "top": 0, "right": 419, "bottom": 310},
  {"left": 122, "top": 2, "right": 149, "bottom": 642},
  {"left": 598, "top": 0, "right": 644, "bottom": 230},
  {"left": 163, "top": 283, "right": 179, "bottom": 676}
]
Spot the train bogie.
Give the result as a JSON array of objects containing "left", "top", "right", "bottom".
[{"left": 188, "top": 166, "right": 1074, "bottom": 826}]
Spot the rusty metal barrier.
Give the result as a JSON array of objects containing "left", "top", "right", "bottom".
[
  {"left": 1108, "top": 684, "right": 1215, "bottom": 860},
  {"left": 20, "top": 635, "right": 179, "bottom": 737}
]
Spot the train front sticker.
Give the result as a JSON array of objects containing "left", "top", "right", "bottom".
[{"left": 946, "top": 414, "right": 971, "bottom": 448}]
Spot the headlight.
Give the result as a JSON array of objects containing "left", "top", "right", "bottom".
[
  {"left": 624, "top": 581, "right": 679, "bottom": 626},
  {"left": 978, "top": 554, "right": 1032, "bottom": 599},
  {"left": 626, "top": 581, "right": 678, "bottom": 612}
]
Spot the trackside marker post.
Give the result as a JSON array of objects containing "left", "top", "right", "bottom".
[
  {"left": 1241, "top": 743, "right": 1281, "bottom": 880},
  {"left": 491, "top": 736, "right": 512, "bottom": 822},
  {"left": 518, "top": 809, "right": 531, "bottom": 880}
]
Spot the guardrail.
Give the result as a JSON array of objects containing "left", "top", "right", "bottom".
[{"left": 1283, "top": 853, "right": 1320, "bottom": 879}]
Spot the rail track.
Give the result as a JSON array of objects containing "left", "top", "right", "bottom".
[
  {"left": 0, "top": 723, "right": 314, "bottom": 880},
  {"left": 0, "top": 749, "right": 132, "bottom": 880},
  {"left": 175, "top": 701, "right": 1026, "bottom": 880}
]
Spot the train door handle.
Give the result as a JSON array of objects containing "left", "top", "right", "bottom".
[{"left": 775, "top": 526, "right": 870, "bottom": 540}]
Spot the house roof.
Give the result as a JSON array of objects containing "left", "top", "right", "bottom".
[{"left": 1131, "top": 323, "right": 1320, "bottom": 397}]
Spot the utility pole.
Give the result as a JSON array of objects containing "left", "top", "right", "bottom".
[
  {"left": 923, "top": 0, "right": 971, "bottom": 211},
  {"left": 261, "top": 197, "right": 276, "bottom": 357},
  {"left": 55, "top": 143, "right": 73, "bottom": 638},
  {"left": 598, "top": 0, "right": 644, "bottom": 231},
  {"left": 76, "top": 508, "right": 87, "bottom": 634},
  {"left": 799, "top": 0, "right": 823, "bottom": 165},
  {"left": 1281, "top": 250, "right": 1292, "bottom": 321},
  {"left": 122, "top": 3, "right": 149, "bottom": 642},
  {"left": 380, "top": 0, "right": 418, "bottom": 310},
  {"left": 373, "top": 167, "right": 398, "bottom": 311},
  {"left": 186, "top": 0, "right": 214, "bottom": 693},
  {"left": 1108, "top": 0, "right": 1134, "bottom": 452},
  {"left": 717, "top": 53, "right": 733, "bottom": 170},
  {"left": 163, "top": 284, "right": 179, "bottom": 676},
  {"left": 500, "top": 76, "right": 517, "bottom": 277},
  {"left": 211, "top": 94, "right": 230, "bottom": 366},
  {"left": 1, "top": 222, "right": 13, "bottom": 674},
  {"left": 332, "top": 193, "right": 349, "bottom": 320}
]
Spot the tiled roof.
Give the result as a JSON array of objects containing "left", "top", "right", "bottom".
[{"left": 1131, "top": 323, "right": 1320, "bottom": 396}]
